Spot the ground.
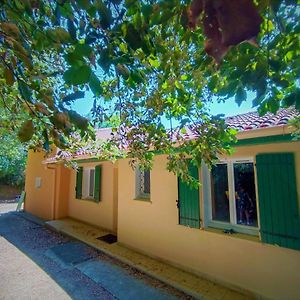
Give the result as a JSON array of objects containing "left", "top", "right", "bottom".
[
  {"left": 0, "top": 206, "right": 192, "bottom": 300},
  {"left": 0, "top": 198, "right": 18, "bottom": 214}
]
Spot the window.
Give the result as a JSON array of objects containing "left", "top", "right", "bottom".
[
  {"left": 208, "top": 159, "right": 258, "bottom": 234},
  {"left": 84, "top": 168, "right": 95, "bottom": 199},
  {"left": 135, "top": 167, "right": 151, "bottom": 199},
  {"left": 75, "top": 165, "right": 101, "bottom": 202}
]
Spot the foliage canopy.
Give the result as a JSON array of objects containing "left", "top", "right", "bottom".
[
  {"left": 0, "top": 130, "right": 27, "bottom": 186},
  {"left": 0, "top": 0, "right": 299, "bottom": 180}
]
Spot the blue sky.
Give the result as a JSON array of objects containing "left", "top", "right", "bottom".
[
  {"left": 71, "top": 92, "right": 256, "bottom": 120},
  {"left": 207, "top": 93, "right": 256, "bottom": 117}
]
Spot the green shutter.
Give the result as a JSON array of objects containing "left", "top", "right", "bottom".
[
  {"left": 256, "top": 153, "right": 300, "bottom": 251},
  {"left": 178, "top": 163, "right": 200, "bottom": 228},
  {"left": 94, "top": 165, "right": 102, "bottom": 202},
  {"left": 75, "top": 167, "right": 83, "bottom": 199}
]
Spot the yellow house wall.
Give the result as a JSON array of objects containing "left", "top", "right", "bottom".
[
  {"left": 117, "top": 141, "right": 300, "bottom": 300},
  {"left": 67, "top": 161, "right": 117, "bottom": 232},
  {"left": 24, "top": 150, "right": 55, "bottom": 220},
  {"left": 54, "top": 165, "right": 70, "bottom": 220}
]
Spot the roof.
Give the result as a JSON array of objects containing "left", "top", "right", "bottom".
[
  {"left": 48, "top": 108, "right": 299, "bottom": 163},
  {"left": 225, "top": 107, "right": 299, "bottom": 131}
]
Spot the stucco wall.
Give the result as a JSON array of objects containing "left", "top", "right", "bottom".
[
  {"left": 54, "top": 165, "right": 70, "bottom": 220},
  {"left": 117, "top": 142, "right": 300, "bottom": 300},
  {"left": 67, "top": 161, "right": 117, "bottom": 232},
  {"left": 24, "top": 150, "right": 55, "bottom": 220}
]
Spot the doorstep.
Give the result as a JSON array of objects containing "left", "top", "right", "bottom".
[{"left": 46, "top": 218, "right": 253, "bottom": 300}]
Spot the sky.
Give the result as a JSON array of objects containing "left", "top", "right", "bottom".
[
  {"left": 207, "top": 93, "right": 256, "bottom": 117},
  {"left": 71, "top": 92, "right": 256, "bottom": 122}
]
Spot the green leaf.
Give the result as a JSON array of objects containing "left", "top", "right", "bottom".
[
  {"left": 98, "top": 48, "right": 111, "bottom": 72},
  {"left": 130, "top": 70, "right": 144, "bottom": 84},
  {"left": 47, "top": 28, "right": 71, "bottom": 44},
  {"left": 180, "top": 7, "right": 189, "bottom": 29},
  {"left": 18, "top": 81, "right": 32, "bottom": 101},
  {"left": 42, "top": 129, "right": 50, "bottom": 152},
  {"left": 4, "top": 68, "right": 15, "bottom": 85},
  {"left": 141, "top": 4, "right": 153, "bottom": 19},
  {"left": 0, "top": 22, "right": 20, "bottom": 40},
  {"left": 62, "top": 91, "right": 85, "bottom": 103},
  {"left": 180, "top": 74, "right": 188, "bottom": 81},
  {"left": 267, "top": 98, "right": 280, "bottom": 113},
  {"left": 75, "top": 44, "right": 92, "bottom": 57},
  {"left": 116, "top": 64, "right": 130, "bottom": 79},
  {"left": 77, "top": 0, "right": 91, "bottom": 9},
  {"left": 54, "top": 3, "right": 61, "bottom": 25},
  {"left": 67, "top": 18, "right": 77, "bottom": 40},
  {"left": 68, "top": 110, "right": 89, "bottom": 130},
  {"left": 89, "top": 73, "right": 103, "bottom": 96},
  {"left": 149, "top": 57, "right": 160, "bottom": 68},
  {"left": 18, "top": 120, "right": 34, "bottom": 142},
  {"left": 97, "top": 2, "right": 113, "bottom": 29},
  {"left": 283, "top": 88, "right": 300, "bottom": 109},
  {"left": 124, "top": 23, "right": 143, "bottom": 50},
  {"left": 63, "top": 65, "right": 91, "bottom": 85},
  {"left": 235, "top": 86, "right": 247, "bottom": 106},
  {"left": 270, "top": 0, "right": 281, "bottom": 14}
]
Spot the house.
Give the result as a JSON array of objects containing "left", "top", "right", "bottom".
[{"left": 24, "top": 108, "right": 300, "bottom": 300}]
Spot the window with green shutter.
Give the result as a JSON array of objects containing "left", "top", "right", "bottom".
[
  {"left": 256, "top": 153, "right": 300, "bottom": 251},
  {"left": 76, "top": 165, "right": 102, "bottom": 202},
  {"left": 177, "top": 163, "right": 200, "bottom": 228},
  {"left": 75, "top": 167, "right": 83, "bottom": 199}
]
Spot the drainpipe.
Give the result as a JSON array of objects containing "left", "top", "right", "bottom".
[{"left": 46, "top": 164, "right": 57, "bottom": 220}]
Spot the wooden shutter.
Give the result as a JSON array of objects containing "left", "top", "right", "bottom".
[
  {"left": 75, "top": 167, "right": 83, "bottom": 199},
  {"left": 94, "top": 165, "right": 102, "bottom": 202},
  {"left": 256, "top": 153, "right": 300, "bottom": 251},
  {"left": 178, "top": 163, "right": 200, "bottom": 228}
]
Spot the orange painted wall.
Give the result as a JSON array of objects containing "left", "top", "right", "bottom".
[
  {"left": 67, "top": 161, "right": 117, "bottom": 232},
  {"left": 24, "top": 150, "right": 55, "bottom": 220},
  {"left": 117, "top": 141, "right": 300, "bottom": 300},
  {"left": 25, "top": 150, "right": 118, "bottom": 231},
  {"left": 54, "top": 165, "right": 70, "bottom": 219}
]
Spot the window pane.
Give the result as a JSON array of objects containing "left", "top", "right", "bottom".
[
  {"left": 89, "top": 169, "right": 95, "bottom": 197},
  {"left": 211, "top": 164, "right": 230, "bottom": 222},
  {"left": 234, "top": 163, "right": 257, "bottom": 227},
  {"left": 143, "top": 170, "right": 150, "bottom": 194}
]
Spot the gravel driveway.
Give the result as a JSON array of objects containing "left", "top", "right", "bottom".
[{"left": 0, "top": 211, "right": 192, "bottom": 300}]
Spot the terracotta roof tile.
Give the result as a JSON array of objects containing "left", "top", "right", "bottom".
[
  {"left": 47, "top": 108, "right": 299, "bottom": 162},
  {"left": 225, "top": 108, "right": 299, "bottom": 131}
]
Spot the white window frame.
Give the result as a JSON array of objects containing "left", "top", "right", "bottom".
[
  {"left": 203, "top": 158, "right": 259, "bottom": 236},
  {"left": 135, "top": 167, "right": 151, "bottom": 200},
  {"left": 82, "top": 167, "right": 95, "bottom": 200}
]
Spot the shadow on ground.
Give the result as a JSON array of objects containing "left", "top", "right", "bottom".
[{"left": 0, "top": 212, "right": 192, "bottom": 300}]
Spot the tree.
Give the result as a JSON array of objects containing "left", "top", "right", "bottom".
[
  {"left": 0, "top": 130, "right": 27, "bottom": 187},
  {"left": 0, "top": 0, "right": 299, "bottom": 182}
]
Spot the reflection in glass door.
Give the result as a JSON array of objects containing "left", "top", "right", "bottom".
[
  {"left": 211, "top": 164, "right": 230, "bottom": 222},
  {"left": 233, "top": 162, "right": 257, "bottom": 227},
  {"left": 210, "top": 160, "right": 258, "bottom": 228}
]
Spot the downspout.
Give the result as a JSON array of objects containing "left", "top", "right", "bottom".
[{"left": 46, "top": 164, "right": 57, "bottom": 220}]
